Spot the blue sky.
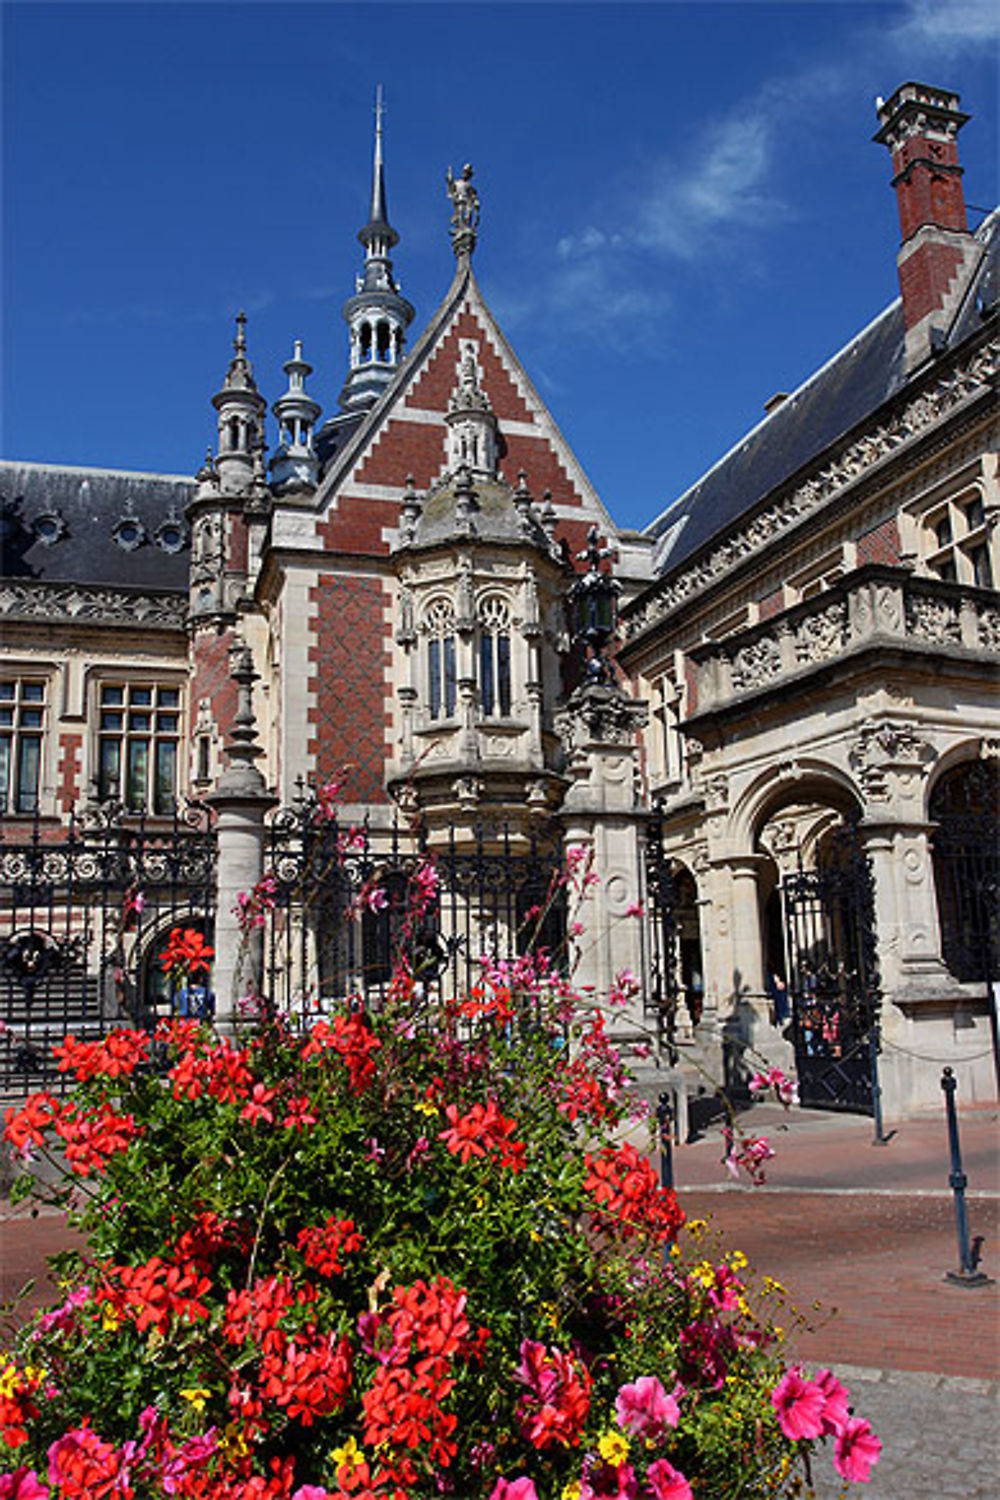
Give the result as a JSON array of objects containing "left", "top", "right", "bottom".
[{"left": 3, "top": 1, "right": 997, "bottom": 531}]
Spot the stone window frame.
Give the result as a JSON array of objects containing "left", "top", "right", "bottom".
[
  {"left": 784, "top": 542, "right": 857, "bottom": 605},
  {"left": 420, "top": 595, "right": 458, "bottom": 723},
  {"left": 476, "top": 593, "right": 513, "bottom": 720},
  {"left": 918, "top": 483, "right": 996, "bottom": 589}
]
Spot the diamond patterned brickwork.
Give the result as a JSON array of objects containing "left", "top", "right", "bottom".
[
  {"left": 191, "top": 626, "right": 239, "bottom": 750},
  {"left": 308, "top": 573, "right": 392, "bottom": 804},
  {"left": 857, "top": 518, "right": 902, "bottom": 567}
]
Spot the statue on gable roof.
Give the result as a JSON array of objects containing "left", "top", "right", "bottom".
[{"left": 446, "top": 163, "right": 479, "bottom": 256}]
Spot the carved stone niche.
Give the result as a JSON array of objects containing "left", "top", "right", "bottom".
[
  {"left": 848, "top": 718, "right": 937, "bottom": 805},
  {"left": 555, "top": 683, "right": 648, "bottom": 756}
]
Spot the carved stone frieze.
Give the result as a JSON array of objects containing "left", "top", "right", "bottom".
[
  {"left": 795, "top": 602, "right": 846, "bottom": 663},
  {"left": 975, "top": 605, "right": 1000, "bottom": 652},
  {"left": 905, "top": 594, "right": 961, "bottom": 643},
  {"left": 703, "top": 772, "right": 729, "bottom": 812},
  {"left": 621, "top": 336, "right": 999, "bottom": 639},
  {"left": 0, "top": 581, "right": 187, "bottom": 631},
  {"left": 731, "top": 634, "right": 781, "bottom": 692}
]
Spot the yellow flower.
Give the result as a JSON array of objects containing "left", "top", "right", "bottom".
[
  {"left": 101, "top": 1305, "right": 121, "bottom": 1332},
  {"left": 597, "top": 1429, "right": 630, "bottom": 1466},
  {"left": 180, "top": 1387, "right": 211, "bottom": 1413},
  {"left": 685, "top": 1218, "right": 708, "bottom": 1238},
  {"left": 220, "top": 1423, "right": 251, "bottom": 1461},
  {"left": 0, "top": 1364, "right": 20, "bottom": 1399},
  {"left": 331, "top": 1436, "right": 365, "bottom": 1474},
  {"left": 414, "top": 1100, "right": 439, "bottom": 1117},
  {"left": 562, "top": 1484, "right": 583, "bottom": 1500},
  {"left": 22, "top": 1365, "right": 46, "bottom": 1386}
]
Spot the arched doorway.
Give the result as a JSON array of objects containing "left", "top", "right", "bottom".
[
  {"left": 757, "top": 792, "right": 879, "bottom": 1114},
  {"left": 929, "top": 758, "right": 1000, "bottom": 984}
]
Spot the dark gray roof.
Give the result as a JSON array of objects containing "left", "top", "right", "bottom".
[
  {"left": 647, "top": 212, "right": 999, "bottom": 576},
  {"left": 0, "top": 461, "right": 193, "bottom": 588},
  {"left": 403, "top": 470, "right": 553, "bottom": 553}
]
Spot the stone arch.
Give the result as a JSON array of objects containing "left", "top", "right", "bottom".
[
  {"left": 923, "top": 737, "right": 991, "bottom": 820},
  {"left": 731, "top": 758, "right": 863, "bottom": 856}
]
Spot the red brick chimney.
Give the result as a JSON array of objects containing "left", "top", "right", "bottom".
[{"left": 874, "top": 83, "right": 979, "bottom": 370}]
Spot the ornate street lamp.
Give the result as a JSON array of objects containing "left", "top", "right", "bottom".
[{"left": 569, "top": 525, "right": 621, "bottom": 683}]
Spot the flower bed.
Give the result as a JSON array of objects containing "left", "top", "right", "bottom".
[{"left": 1, "top": 864, "right": 880, "bottom": 1498}]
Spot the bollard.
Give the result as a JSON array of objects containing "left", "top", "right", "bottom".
[
  {"left": 940, "top": 1068, "right": 992, "bottom": 1287},
  {"left": 657, "top": 1091, "right": 674, "bottom": 1192}
]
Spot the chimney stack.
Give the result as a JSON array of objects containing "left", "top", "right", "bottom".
[{"left": 874, "top": 83, "right": 978, "bottom": 370}]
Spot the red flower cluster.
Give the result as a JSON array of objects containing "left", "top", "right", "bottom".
[
  {"left": 300, "top": 1015, "right": 381, "bottom": 1092},
  {"left": 169, "top": 1040, "right": 253, "bottom": 1104},
  {"left": 260, "top": 1331, "right": 353, "bottom": 1426},
  {"left": 100, "top": 1255, "right": 212, "bottom": 1335},
  {"left": 438, "top": 1101, "right": 526, "bottom": 1172},
  {"left": 3, "top": 1093, "right": 58, "bottom": 1153},
  {"left": 160, "top": 926, "right": 214, "bottom": 981},
  {"left": 53, "top": 1100, "right": 139, "bottom": 1177},
  {"left": 583, "top": 1142, "right": 684, "bottom": 1242},
  {"left": 52, "top": 1028, "right": 149, "bottom": 1082},
  {"left": 296, "top": 1216, "right": 363, "bottom": 1278},
  {"left": 512, "top": 1338, "right": 592, "bottom": 1450},
  {"left": 172, "top": 1210, "right": 247, "bottom": 1276}
]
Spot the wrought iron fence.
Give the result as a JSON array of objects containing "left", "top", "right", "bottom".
[
  {"left": 0, "top": 800, "right": 215, "bottom": 1097},
  {"left": 261, "top": 788, "right": 567, "bottom": 1020}
]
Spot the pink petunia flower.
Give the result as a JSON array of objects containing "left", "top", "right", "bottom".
[
  {"left": 833, "top": 1417, "right": 882, "bottom": 1482},
  {"left": 771, "top": 1368, "right": 827, "bottom": 1440},
  {"left": 646, "top": 1458, "right": 693, "bottom": 1500},
  {"left": 814, "top": 1368, "right": 850, "bottom": 1435},
  {"left": 614, "top": 1374, "right": 680, "bottom": 1440},
  {"left": 0, "top": 1471, "right": 50, "bottom": 1499},
  {"left": 488, "top": 1480, "right": 539, "bottom": 1500}
]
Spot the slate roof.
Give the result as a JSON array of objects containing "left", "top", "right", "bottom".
[
  {"left": 646, "top": 212, "right": 999, "bottom": 577},
  {"left": 404, "top": 471, "right": 553, "bottom": 553},
  {"left": 0, "top": 461, "right": 193, "bottom": 589}
]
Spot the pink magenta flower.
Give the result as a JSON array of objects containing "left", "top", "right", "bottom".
[
  {"left": 292, "top": 1489, "right": 335, "bottom": 1500},
  {"left": 834, "top": 1417, "right": 882, "bottom": 1482},
  {"left": 614, "top": 1374, "right": 680, "bottom": 1439},
  {"left": 0, "top": 1472, "right": 50, "bottom": 1499},
  {"left": 646, "top": 1458, "right": 693, "bottom": 1500},
  {"left": 488, "top": 1480, "right": 539, "bottom": 1500},
  {"left": 771, "top": 1368, "right": 827, "bottom": 1440},
  {"left": 814, "top": 1368, "right": 850, "bottom": 1435}
]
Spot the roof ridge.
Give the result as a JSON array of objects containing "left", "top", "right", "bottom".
[{"left": 0, "top": 459, "right": 194, "bottom": 484}]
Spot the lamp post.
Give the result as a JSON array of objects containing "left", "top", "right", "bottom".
[{"left": 568, "top": 526, "right": 621, "bottom": 683}]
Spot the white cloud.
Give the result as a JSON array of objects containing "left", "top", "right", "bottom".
[{"left": 893, "top": 0, "right": 1000, "bottom": 50}]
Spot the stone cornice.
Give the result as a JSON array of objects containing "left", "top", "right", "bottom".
[
  {"left": 621, "top": 331, "right": 999, "bottom": 647},
  {"left": 0, "top": 579, "right": 188, "bottom": 631}
]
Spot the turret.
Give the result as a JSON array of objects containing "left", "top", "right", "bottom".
[
  {"left": 211, "top": 312, "right": 267, "bottom": 493},
  {"left": 270, "top": 341, "right": 321, "bottom": 493},
  {"left": 338, "top": 88, "right": 415, "bottom": 413}
]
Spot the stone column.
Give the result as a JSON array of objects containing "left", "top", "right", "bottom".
[
  {"left": 726, "top": 855, "right": 767, "bottom": 1001},
  {"left": 207, "top": 642, "right": 277, "bottom": 1027}
]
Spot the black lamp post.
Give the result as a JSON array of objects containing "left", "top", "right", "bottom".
[{"left": 569, "top": 526, "right": 621, "bottom": 683}]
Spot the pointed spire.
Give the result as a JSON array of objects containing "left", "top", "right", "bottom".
[
  {"left": 337, "top": 88, "right": 415, "bottom": 414},
  {"left": 211, "top": 311, "right": 267, "bottom": 493},
  {"left": 271, "top": 339, "right": 322, "bottom": 494}
]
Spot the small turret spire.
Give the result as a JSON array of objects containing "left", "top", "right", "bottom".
[
  {"left": 211, "top": 311, "right": 267, "bottom": 493},
  {"left": 369, "top": 85, "right": 389, "bottom": 229}
]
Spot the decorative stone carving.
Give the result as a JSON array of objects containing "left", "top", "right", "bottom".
[
  {"left": 445, "top": 164, "right": 480, "bottom": 257},
  {"left": 731, "top": 634, "right": 781, "bottom": 692},
  {"left": 849, "top": 718, "right": 937, "bottom": 802},
  {"left": 905, "top": 594, "right": 961, "bottom": 642},
  {"left": 621, "top": 336, "right": 999, "bottom": 639},
  {"left": 556, "top": 683, "right": 648, "bottom": 754},
  {"left": 703, "top": 773, "right": 729, "bottom": 812},
  {"left": 975, "top": 605, "right": 1000, "bottom": 652},
  {"left": 796, "top": 603, "right": 846, "bottom": 663},
  {"left": 0, "top": 581, "right": 187, "bottom": 630},
  {"left": 452, "top": 775, "right": 483, "bottom": 808}
]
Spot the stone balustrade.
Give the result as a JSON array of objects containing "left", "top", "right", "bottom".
[{"left": 690, "top": 565, "right": 1000, "bottom": 713}]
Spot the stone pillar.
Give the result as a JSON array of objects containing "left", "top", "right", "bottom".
[
  {"left": 726, "top": 855, "right": 767, "bottom": 1001},
  {"left": 207, "top": 641, "right": 277, "bottom": 1027},
  {"left": 557, "top": 682, "right": 648, "bottom": 1037}
]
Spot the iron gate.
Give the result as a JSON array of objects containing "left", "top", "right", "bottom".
[
  {"left": 0, "top": 801, "right": 216, "bottom": 1097},
  {"left": 929, "top": 758, "right": 999, "bottom": 984},
  {"left": 781, "top": 822, "right": 880, "bottom": 1114}
]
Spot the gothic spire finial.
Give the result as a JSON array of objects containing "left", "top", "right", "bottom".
[
  {"left": 446, "top": 163, "right": 480, "bottom": 258},
  {"left": 234, "top": 310, "right": 247, "bottom": 355},
  {"left": 370, "top": 85, "right": 388, "bottom": 228}
]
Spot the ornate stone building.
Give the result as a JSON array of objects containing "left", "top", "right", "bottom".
[{"left": 2, "top": 82, "right": 997, "bottom": 1115}]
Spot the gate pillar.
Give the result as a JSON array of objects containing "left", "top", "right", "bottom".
[
  {"left": 207, "top": 643, "right": 277, "bottom": 1027},
  {"left": 726, "top": 855, "right": 767, "bottom": 1000},
  {"left": 556, "top": 681, "right": 648, "bottom": 1036}
]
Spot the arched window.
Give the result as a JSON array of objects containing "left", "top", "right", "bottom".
[
  {"left": 423, "top": 599, "right": 457, "bottom": 720},
  {"left": 930, "top": 760, "right": 1000, "bottom": 982},
  {"left": 478, "top": 596, "right": 512, "bottom": 717},
  {"left": 376, "top": 322, "right": 391, "bottom": 361}
]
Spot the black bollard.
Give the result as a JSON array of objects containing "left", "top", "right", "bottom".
[
  {"left": 657, "top": 1091, "right": 674, "bottom": 1192},
  {"left": 940, "top": 1068, "right": 992, "bottom": 1287}
]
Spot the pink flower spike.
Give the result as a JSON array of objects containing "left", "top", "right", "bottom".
[
  {"left": 833, "top": 1417, "right": 882, "bottom": 1482},
  {"left": 814, "top": 1367, "right": 850, "bottom": 1435},
  {"left": 646, "top": 1458, "right": 693, "bottom": 1500},
  {"left": 771, "top": 1368, "right": 827, "bottom": 1440},
  {"left": 624, "top": 901, "right": 645, "bottom": 917}
]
